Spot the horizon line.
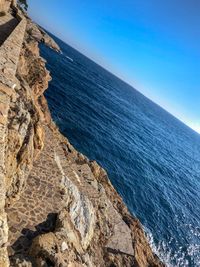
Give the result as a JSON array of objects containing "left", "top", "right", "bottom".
[{"left": 40, "top": 26, "right": 200, "bottom": 136}]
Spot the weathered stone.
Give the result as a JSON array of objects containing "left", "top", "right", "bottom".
[
  {"left": 61, "top": 241, "right": 68, "bottom": 252},
  {"left": 0, "top": 16, "right": 27, "bottom": 83},
  {"left": 105, "top": 200, "right": 134, "bottom": 256},
  {"left": 29, "top": 232, "right": 65, "bottom": 267},
  {"left": 0, "top": 212, "right": 9, "bottom": 267},
  {"left": 0, "top": 1, "right": 13, "bottom": 15},
  {"left": 0, "top": 4, "right": 164, "bottom": 267},
  {"left": 0, "top": 212, "right": 8, "bottom": 246},
  {"left": 55, "top": 153, "right": 96, "bottom": 250},
  {"left": 55, "top": 209, "right": 83, "bottom": 254},
  {"left": 26, "top": 20, "right": 60, "bottom": 52}
]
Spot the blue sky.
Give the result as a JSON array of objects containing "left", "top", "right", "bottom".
[{"left": 28, "top": 0, "right": 200, "bottom": 133}]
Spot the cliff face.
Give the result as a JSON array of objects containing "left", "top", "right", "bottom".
[
  {"left": 0, "top": 5, "right": 164, "bottom": 267},
  {"left": 0, "top": 0, "right": 14, "bottom": 13}
]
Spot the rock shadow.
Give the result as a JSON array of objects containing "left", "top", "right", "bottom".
[
  {"left": 0, "top": 18, "right": 18, "bottom": 46},
  {"left": 10, "top": 212, "right": 57, "bottom": 254}
]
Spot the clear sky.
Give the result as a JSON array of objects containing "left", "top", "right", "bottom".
[{"left": 28, "top": 0, "right": 200, "bottom": 133}]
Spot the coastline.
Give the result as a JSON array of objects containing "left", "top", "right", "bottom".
[{"left": 0, "top": 2, "right": 164, "bottom": 266}]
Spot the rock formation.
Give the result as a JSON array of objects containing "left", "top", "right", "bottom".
[
  {"left": 0, "top": 3, "right": 165, "bottom": 267},
  {"left": 26, "top": 20, "right": 61, "bottom": 52},
  {"left": 0, "top": 0, "right": 15, "bottom": 14}
]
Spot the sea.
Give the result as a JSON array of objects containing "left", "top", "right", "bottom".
[{"left": 39, "top": 34, "right": 200, "bottom": 267}]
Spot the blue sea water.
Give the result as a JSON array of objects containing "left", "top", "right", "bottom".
[{"left": 40, "top": 35, "right": 200, "bottom": 267}]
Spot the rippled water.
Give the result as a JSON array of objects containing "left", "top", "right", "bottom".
[{"left": 40, "top": 34, "right": 200, "bottom": 266}]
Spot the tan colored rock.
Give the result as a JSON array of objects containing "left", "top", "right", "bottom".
[
  {"left": 105, "top": 200, "right": 134, "bottom": 256},
  {"left": 0, "top": 247, "right": 9, "bottom": 267},
  {"left": 5, "top": 84, "right": 37, "bottom": 202},
  {"left": 29, "top": 232, "right": 64, "bottom": 267},
  {"left": 0, "top": 213, "right": 8, "bottom": 247},
  {"left": 0, "top": 84, "right": 13, "bottom": 97},
  {"left": 33, "top": 122, "right": 45, "bottom": 157},
  {"left": 0, "top": 3, "right": 164, "bottom": 267},
  {"left": 0, "top": 212, "right": 9, "bottom": 267},
  {"left": 55, "top": 154, "right": 96, "bottom": 250},
  {"left": 26, "top": 20, "right": 60, "bottom": 52},
  {"left": 0, "top": 0, "right": 12, "bottom": 13},
  {"left": 55, "top": 210, "right": 83, "bottom": 254},
  {"left": 0, "top": 88, "right": 10, "bottom": 267}
]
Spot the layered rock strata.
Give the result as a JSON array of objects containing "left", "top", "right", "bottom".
[{"left": 0, "top": 4, "right": 165, "bottom": 267}]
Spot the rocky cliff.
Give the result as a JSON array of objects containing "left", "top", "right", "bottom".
[
  {"left": 0, "top": 0, "right": 15, "bottom": 13},
  {"left": 0, "top": 4, "right": 165, "bottom": 267}
]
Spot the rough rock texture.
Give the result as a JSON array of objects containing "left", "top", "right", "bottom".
[
  {"left": 0, "top": 13, "right": 18, "bottom": 46},
  {"left": 0, "top": 0, "right": 14, "bottom": 13},
  {"left": 26, "top": 19, "right": 61, "bottom": 52},
  {"left": 0, "top": 12, "right": 26, "bottom": 87},
  {"left": 0, "top": 4, "right": 26, "bottom": 266},
  {"left": 0, "top": 4, "right": 165, "bottom": 267}
]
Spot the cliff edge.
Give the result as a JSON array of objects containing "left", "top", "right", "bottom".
[{"left": 0, "top": 3, "right": 165, "bottom": 267}]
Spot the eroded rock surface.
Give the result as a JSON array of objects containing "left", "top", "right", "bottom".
[
  {"left": 0, "top": 3, "right": 165, "bottom": 267},
  {"left": 26, "top": 20, "right": 61, "bottom": 52}
]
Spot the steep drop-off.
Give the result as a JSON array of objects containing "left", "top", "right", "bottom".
[{"left": 0, "top": 3, "right": 165, "bottom": 267}]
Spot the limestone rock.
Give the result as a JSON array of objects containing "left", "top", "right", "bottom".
[
  {"left": 26, "top": 20, "right": 60, "bottom": 52},
  {"left": 29, "top": 232, "right": 64, "bottom": 267},
  {"left": 55, "top": 153, "right": 96, "bottom": 250},
  {"left": 55, "top": 209, "right": 83, "bottom": 254},
  {"left": 0, "top": 0, "right": 13, "bottom": 13},
  {"left": 105, "top": 200, "right": 134, "bottom": 256},
  {"left": 0, "top": 213, "right": 9, "bottom": 267},
  {"left": 0, "top": 3, "right": 164, "bottom": 267}
]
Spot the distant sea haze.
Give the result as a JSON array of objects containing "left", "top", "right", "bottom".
[{"left": 40, "top": 34, "right": 200, "bottom": 267}]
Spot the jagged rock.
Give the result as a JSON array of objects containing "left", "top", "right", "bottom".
[
  {"left": 55, "top": 153, "right": 96, "bottom": 250},
  {"left": 0, "top": 0, "right": 13, "bottom": 13},
  {"left": 55, "top": 210, "right": 83, "bottom": 254},
  {"left": 26, "top": 20, "right": 60, "bottom": 52},
  {"left": 105, "top": 200, "right": 134, "bottom": 256},
  {"left": 0, "top": 3, "right": 165, "bottom": 267},
  {"left": 10, "top": 254, "right": 33, "bottom": 267},
  {"left": 26, "top": 21, "right": 42, "bottom": 42},
  {"left": 0, "top": 213, "right": 8, "bottom": 247},
  {"left": 42, "top": 31, "right": 61, "bottom": 52},
  {"left": 0, "top": 213, "right": 9, "bottom": 267},
  {"left": 29, "top": 232, "right": 67, "bottom": 267}
]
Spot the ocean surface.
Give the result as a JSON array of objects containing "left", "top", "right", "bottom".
[{"left": 40, "top": 35, "right": 200, "bottom": 267}]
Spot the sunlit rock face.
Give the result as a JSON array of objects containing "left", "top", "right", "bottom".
[
  {"left": 26, "top": 20, "right": 61, "bottom": 52},
  {"left": 0, "top": 0, "right": 16, "bottom": 13},
  {"left": 0, "top": 3, "right": 164, "bottom": 267},
  {"left": 0, "top": 0, "right": 11, "bottom": 13}
]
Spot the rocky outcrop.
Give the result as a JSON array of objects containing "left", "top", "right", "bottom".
[
  {"left": 26, "top": 20, "right": 61, "bottom": 52},
  {"left": 0, "top": 4, "right": 165, "bottom": 267},
  {"left": 0, "top": 0, "right": 15, "bottom": 13}
]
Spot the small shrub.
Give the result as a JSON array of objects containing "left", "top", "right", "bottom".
[{"left": 18, "top": 0, "right": 28, "bottom": 11}]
